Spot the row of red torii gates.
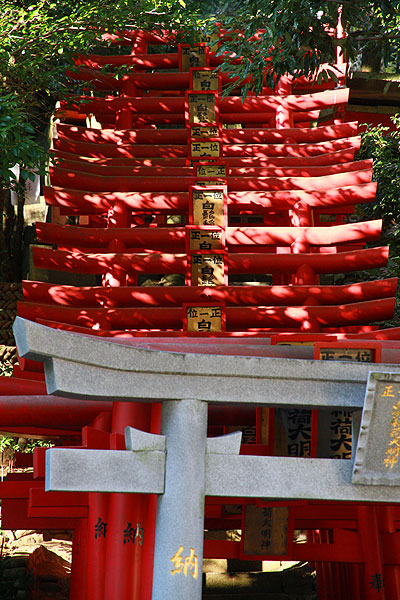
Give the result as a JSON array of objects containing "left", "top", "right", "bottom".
[{"left": 2, "top": 26, "right": 400, "bottom": 600}]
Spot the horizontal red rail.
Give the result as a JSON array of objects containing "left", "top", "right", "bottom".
[
  {"left": 56, "top": 122, "right": 359, "bottom": 144},
  {"left": 31, "top": 245, "right": 389, "bottom": 275},
  {"left": 35, "top": 221, "right": 382, "bottom": 250},
  {"left": 44, "top": 182, "right": 377, "bottom": 214},
  {"left": 53, "top": 136, "right": 360, "bottom": 159},
  {"left": 18, "top": 297, "right": 395, "bottom": 329},
  {"left": 22, "top": 279, "right": 398, "bottom": 307},
  {"left": 49, "top": 166, "right": 371, "bottom": 192}
]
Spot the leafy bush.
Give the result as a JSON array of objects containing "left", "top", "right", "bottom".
[{"left": 358, "top": 116, "right": 400, "bottom": 234}]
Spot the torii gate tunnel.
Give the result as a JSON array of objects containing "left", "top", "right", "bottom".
[{"left": 2, "top": 24, "right": 400, "bottom": 600}]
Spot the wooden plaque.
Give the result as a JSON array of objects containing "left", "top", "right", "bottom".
[
  {"left": 188, "top": 229, "right": 224, "bottom": 251},
  {"left": 196, "top": 164, "right": 227, "bottom": 178},
  {"left": 243, "top": 506, "right": 289, "bottom": 557},
  {"left": 191, "top": 187, "right": 226, "bottom": 226},
  {"left": 185, "top": 305, "right": 223, "bottom": 332},
  {"left": 317, "top": 409, "right": 352, "bottom": 460},
  {"left": 199, "top": 33, "right": 220, "bottom": 52},
  {"left": 187, "top": 92, "right": 217, "bottom": 124},
  {"left": 179, "top": 45, "right": 208, "bottom": 71},
  {"left": 195, "top": 180, "right": 223, "bottom": 186},
  {"left": 319, "top": 348, "right": 374, "bottom": 362},
  {"left": 191, "top": 68, "right": 220, "bottom": 91},
  {"left": 190, "top": 254, "right": 225, "bottom": 286},
  {"left": 190, "top": 125, "right": 220, "bottom": 139},
  {"left": 190, "top": 140, "right": 221, "bottom": 157}
]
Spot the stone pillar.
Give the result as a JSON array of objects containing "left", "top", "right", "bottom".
[{"left": 152, "top": 398, "right": 207, "bottom": 600}]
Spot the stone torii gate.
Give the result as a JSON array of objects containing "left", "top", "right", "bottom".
[{"left": 13, "top": 317, "right": 400, "bottom": 600}]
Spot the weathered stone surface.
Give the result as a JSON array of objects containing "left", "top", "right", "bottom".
[
  {"left": 45, "top": 447, "right": 165, "bottom": 493},
  {"left": 353, "top": 371, "right": 400, "bottom": 485},
  {"left": 205, "top": 453, "right": 400, "bottom": 502},
  {"left": 14, "top": 317, "right": 400, "bottom": 408},
  {"left": 152, "top": 399, "right": 208, "bottom": 600}
]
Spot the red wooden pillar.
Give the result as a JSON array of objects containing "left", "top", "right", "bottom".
[
  {"left": 86, "top": 412, "right": 112, "bottom": 600},
  {"left": 313, "top": 529, "right": 330, "bottom": 599},
  {"left": 103, "top": 201, "right": 131, "bottom": 287},
  {"left": 275, "top": 77, "right": 293, "bottom": 129},
  {"left": 379, "top": 505, "right": 400, "bottom": 598},
  {"left": 69, "top": 507, "right": 88, "bottom": 599},
  {"left": 358, "top": 505, "right": 387, "bottom": 600},
  {"left": 131, "top": 33, "right": 148, "bottom": 55},
  {"left": 116, "top": 77, "right": 140, "bottom": 130},
  {"left": 103, "top": 402, "right": 151, "bottom": 600}
]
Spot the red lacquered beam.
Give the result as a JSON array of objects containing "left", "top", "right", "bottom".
[
  {"left": 76, "top": 53, "right": 181, "bottom": 69},
  {"left": 56, "top": 122, "right": 359, "bottom": 145},
  {"left": 52, "top": 147, "right": 356, "bottom": 167},
  {"left": 65, "top": 88, "right": 349, "bottom": 113},
  {"left": 88, "top": 110, "right": 321, "bottom": 125},
  {"left": 29, "top": 489, "right": 88, "bottom": 508},
  {"left": 1, "top": 498, "right": 78, "bottom": 530},
  {"left": 0, "top": 481, "right": 43, "bottom": 498},
  {"left": 80, "top": 111, "right": 320, "bottom": 125},
  {"left": 67, "top": 68, "right": 242, "bottom": 92},
  {"left": 53, "top": 157, "right": 372, "bottom": 179},
  {"left": 98, "top": 29, "right": 176, "bottom": 45},
  {"left": 31, "top": 246, "right": 389, "bottom": 275},
  {"left": 18, "top": 298, "right": 395, "bottom": 330},
  {"left": 36, "top": 221, "right": 185, "bottom": 249},
  {"left": 43, "top": 182, "right": 377, "bottom": 214},
  {"left": 0, "top": 395, "right": 111, "bottom": 427},
  {"left": 0, "top": 378, "right": 46, "bottom": 395},
  {"left": 35, "top": 221, "right": 382, "bottom": 251},
  {"left": 49, "top": 166, "right": 371, "bottom": 193},
  {"left": 70, "top": 58, "right": 344, "bottom": 87},
  {"left": 34, "top": 319, "right": 379, "bottom": 336},
  {"left": 53, "top": 137, "right": 360, "bottom": 159},
  {"left": 226, "top": 220, "right": 382, "bottom": 246},
  {"left": 22, "top": 279, "right": 398, "bottom": 308}
]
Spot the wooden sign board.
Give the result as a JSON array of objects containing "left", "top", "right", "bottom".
[
  {"left": 242, "top": 505, "right": 290, "bottom": 557},
  {"left": 184, "top": 304, "right": 224, "bottom": 332},
  {"left": 194, "top": 180, "right": 224, "bottom": 186},
  {"left": 186, "top": 92, "right": 218, "bottom": 124},
  {"left": 195, "top": 163, "right": 227, "bottom": 178},
  {"left": 199, "top": 33, "right": 220, "bottom": 52},
  {"left": 275, "top": 408, "right": 313, "bottom": 458},
  {"left": 190, "top": 140, "right": 221, "bottom": 158},
  {"left": 270, "top": 334, "right": 339, "bottom": 346},
  {"left": 187, "top": 228, "right": 224, "bottom": 251},
  {"left": 190, "top": 186, "right": 226, "bottom": 227},
  {"left": 314, "top": 341, "right": 381, "bottom": 363},
  {"left": 353, "top": 372, "right": 400, "bottom": 485},
  {"left": 317, "top": 409, "right": 353, "bottom": 460},
  {"left": 179, "top": 45, "right": 208, "bottom": 71},
  {"left": 190, "top": 125, "right": 220, "bottom": 139},
  {"left": 315, "top": 343, "right": 380, "bottom": 461},
  {"left": 190, "top": 68, "right": 220, "bottom": 91},
  {"left": 190, "top": 254, "right": 225, "bottom": 286}
]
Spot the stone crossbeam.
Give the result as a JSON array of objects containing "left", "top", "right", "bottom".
[
  {"left": 46, "top": 428, "right": 166, "bottom": 493},
  {"left": 13, "top": 318, "right": 400, "bottom": 409}
]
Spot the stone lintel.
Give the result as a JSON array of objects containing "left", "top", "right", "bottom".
[
  {"left": 14, "top": 318, "right": 400, "bottom": 408},
  {"left": 205, "top": 455, "right": 400, "bottom": 502}
]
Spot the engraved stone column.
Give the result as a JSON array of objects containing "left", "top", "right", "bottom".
[{"left": 152, "top": 398, "right": 207, "bottom": 600}]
